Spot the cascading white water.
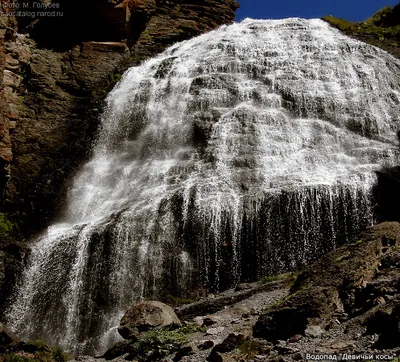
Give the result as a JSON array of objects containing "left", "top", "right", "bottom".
[{"left": 7, "top": 18, "right": 400, "bottom": 354}]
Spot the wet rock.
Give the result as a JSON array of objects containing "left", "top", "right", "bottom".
[
  {"left": 327, "top": 341, "right": 357, "bottom": 352},
  {"left": 193, "top": 315, "right": 217, "bottom": 327},
  {"left": 5, "top": 55, "right": 19, "bottom": 71},
  {"left": 206, "top": 350, "right": 224, "bottom": 362},
  {"left": 273, "top": 343, "right": 300, "bottom": 355},
  {"left": 118, "top": 301, "right": 181, "bottom": 340},
  {"left": 374, "top": 296, "right": 386, "bottom": 305},
  {"left": 292, "top": 353, "right": 303, "bottom": 360},
  {"left": 176, "top": 280, "right": 286, "bottom": 321},
  {"left": 253, "top": 293, "right": 326, "bottom": 341},
  {"left": 0, "top": 243, "right": 26, "bottom": 319},
  {"left": 252, "top": 338, "right": 274, "bottom": 355},
  {"left": 193, "top": 316, "right": 204, "bottom": 326},
  {"left": 216, "top": 333, "right": 246, "bottom": 353},
  {"left": 203, "top": 317, "right": 217, "bottom": 327}
]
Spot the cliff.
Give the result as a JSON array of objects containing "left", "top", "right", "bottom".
[{"left": 0, "top": 0, "right": 238, "bottom": 316}]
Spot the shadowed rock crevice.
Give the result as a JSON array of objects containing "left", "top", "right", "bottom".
[
  {"left": 16, "top": 0, "right": 128, "bottom": 50},
  {"left": 373, "top": 166, "right": 400, "bottom": 223}
]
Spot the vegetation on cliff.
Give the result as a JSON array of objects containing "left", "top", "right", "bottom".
[{"left": 322, "top": 3, "right": 400, "bottom": 58}]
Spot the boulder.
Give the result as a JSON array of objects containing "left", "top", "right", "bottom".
[{"left": 118, "top": 301, "right": 181, "bottom": 340}]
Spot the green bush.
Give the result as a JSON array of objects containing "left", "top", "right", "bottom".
[
  {"left": 131, "top": 328, "right": 188, "bottom": 361},
  {"left": 0, "top": 212, "right": 13, "bottom": 238},
  {"left": 177, "top": 323, "right": 207, "bottom": 334},
  {"left": 322, "top": 5, "right": 400, "bottom": 43},
  {"left": 30, "top": 339, "right": 47, "bottom": 350}
]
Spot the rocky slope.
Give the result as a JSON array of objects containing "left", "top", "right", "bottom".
[
  {"left": 323, "top": 3, "right": 400, "bottom": 59},
  {"left": 0, "top": 0, "right": 238, "bottom": 318},
  {"left": 50, "top": 222, "right": 398, "bottom": 361}
]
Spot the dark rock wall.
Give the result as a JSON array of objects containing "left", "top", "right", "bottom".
[
  {"left": 0, "top": 1, "right": 17, "bottom": 201},
  {"left": 0, "top": 0, "right": 26, "bottom": 321}
]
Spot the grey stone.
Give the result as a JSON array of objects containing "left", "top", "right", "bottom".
[
  {"left": 305, "top": 325, "right": 324, "bottom": 338},
  {"left": 118, "top": 301, "right": 181, "bottom": 340}
]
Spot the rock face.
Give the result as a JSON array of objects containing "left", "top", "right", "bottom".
[
  {"left": 0, "top": 0, "right": 17, "bottom": 198},
  {"left": 118, "top": 301, "right": 181, "bottom": 340},
  {"left": 254, "top": 222, "right": 400, "bottom": 352},
  {"left": 16, "top": 0, "right": 239, "bottom": 51},
  {"left": 0, "top": 0, "right": 238, "bottom": 320}
]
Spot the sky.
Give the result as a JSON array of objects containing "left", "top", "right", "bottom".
[{"left": 236, "top": 0, "right": 399, "bottom": 22}]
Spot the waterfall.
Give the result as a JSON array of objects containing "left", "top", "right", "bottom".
[{"left": 7, "top": 18, "right": 400, "bottom": 355}]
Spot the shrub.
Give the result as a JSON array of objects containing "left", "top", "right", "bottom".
[
  {"left": 322, "top": 5, "right": 400, "bottom": 44},
  {"left": 0, "top": 212, "right": 13, "bottom": 238},
  {"left": 131, "top": 328, "right": 188, "bottom": 361}
]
